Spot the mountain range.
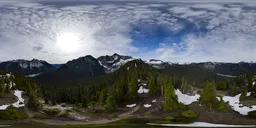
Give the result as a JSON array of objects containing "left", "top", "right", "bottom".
[{"left": 0, "top": 53, "right": 255, "bottom": 78}]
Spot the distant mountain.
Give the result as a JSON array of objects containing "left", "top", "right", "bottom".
[
  {"left": 61, "top": 55, "right": 105, "bottom": 77},
  {"left": 0, "top": 59, "right": 56, "bottom": 75},
  {"left": 191, "top": 62, "right": 256, "bottom": 76},
  {"left": 144, "top": 59, "right": 256, "bottom": 76},
  {"left": 145, "top": 59, "right": 170, "bottom": 69},
  {"left": 51, "top": 64, "right": 63, "bottom": 69},
  {"left": 35, "top": 55, "right": 105, "bottom": 86},
  {"left": 97, "top": 53, "right": 134, "bottom": 72}
]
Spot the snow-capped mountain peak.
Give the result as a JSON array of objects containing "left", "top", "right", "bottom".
[
  {"left": 97, "top": 53, "right": 134, "bottom": 73},
  {"left": 147, "top": 59, "right": 164, "bottom": 64},
  {"left": 18, "top": 59, "right": 44, "bottom": 69},
  {"left": 145, "top": 59, "right": 168, "bottom": 69},
  {"left": 0, "top": 59, "right": 55, "bottom": 75}
]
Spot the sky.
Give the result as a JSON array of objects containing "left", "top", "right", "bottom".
[{"left": 0, "top": 0, "right": 255, "bottom": 63}]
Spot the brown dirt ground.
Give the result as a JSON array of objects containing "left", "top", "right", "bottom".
[
  {"left": 0, "top": 92, "right": 16, "bottom": 105},
  {"left": 189, "top": 102, "right": 256, "bottom": 125}
]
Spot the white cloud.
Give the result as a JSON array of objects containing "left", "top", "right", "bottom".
[
  {"left": 169, "top": 7, "right": 190, "bottom": 14},
  {"left": 0, "top": 2, "right": 255, "bottom": 63},
  {"left": 150, "top": 30, "right": 256, "bottom": 63},
  {"left": 0, "top": 3, "right": 141, "bottom": 63},
  {"left": 136, "top": 3, "right": 256, "bottom": 63},
  {"left": 191, "top": 4, "right": 224, "bottom": 11},
  {"left": 180, "top": 10, "right": 208, "bottom": 18}
]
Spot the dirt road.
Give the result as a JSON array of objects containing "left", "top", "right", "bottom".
[{"left": 32, "top": 103, "right": 141, "bottom": 126}]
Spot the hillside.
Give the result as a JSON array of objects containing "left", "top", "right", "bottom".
[
  {"left": 35, "top": 55, "right": 105, "bottom": 87},
  {"left": 192, "top": 62, "right": 256, "bottom": 76},
  {"left": 159, "top": 64, "right": 225, "bottom": 87}
]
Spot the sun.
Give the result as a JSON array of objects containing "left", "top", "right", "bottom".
[{"left": 57, "top": 33, "right": 80, "bottom": 53}]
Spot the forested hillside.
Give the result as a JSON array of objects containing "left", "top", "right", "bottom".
[
  {"left": 159, "top": 64, "right": 225, "bottom": 87},
  {"left": 37, "top": 59, "right": 236, "bottom": 110}
]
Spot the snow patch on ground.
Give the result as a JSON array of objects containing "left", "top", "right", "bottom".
[
  {"left": 8, "top": 81, "right": 15, "bottom": 89},
  {"left": 25, "top": 73, "right": 42, "bottom": 77},
  {"left": 144, "top": 104, "right": 152, "bottom": 108},
  {"left": 137, "top": 86, "right": 149, "bottom": 94},
  {"left": 69, "top": 112, "right": 89, "bottom": 120},
  {"left": 175, "top": 89, "right": 200, "bottom": 105},
  {"left": 0, "top": 90, "right": 25, "bottom": 110},
  {"left": 148, "top": 122, "right": 256, "bottom": 127},
  {"left": 246, "top": 92, "right": 251, "bottom": 97},
  {"left": 223, "top": 92, "right": 256, "bottom": 115},
  {"left": 152, "top": 99, "right": 157, "bottom": 103},
  {"left": 216, "top": 73, "right": 237, "bottom": 78},
  {"left": 0, "top": 73, "right": 14, "bottom": 79},
  {"left": 126, "top": 104, "right": 136, "bottom": 108},
  {"left": 6, "top": 73, "right": 12, "bottom": 78},
  {"left": 13, "top": 90, "right": 25, "bottom": 108}
]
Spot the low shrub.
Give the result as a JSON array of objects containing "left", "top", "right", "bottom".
[
  {"left": 152, "top": 116, "right": 174, "bottom": 124},
  {"left": 109, "top": 113, "right": 117, "bottom": 118},
  {"left": 144, "top": 111, "right": 152, "bottom": 116},
  {"left": 60, "top": 111, "right": 70, "bottom": 117},
  {"left": 152, "top": 116, "right": 191, "bottom": 124},
  {"left": 33, "top": 114, "right": 52, "bottom": 119},
  {"left": 43, "top": 108, "right": 61, "bottom": 116},
  {"left": 248, "top": 110, "right": 256, "bottom": 118},
  {"left": 0, "top": 105, "right": 26, "bottom": 120},
  {"left": 164, "top": 116, "right": 174, "bottom": 120},
  {"left": 181, "top": 110, "right": 198, "bottom": 119}
]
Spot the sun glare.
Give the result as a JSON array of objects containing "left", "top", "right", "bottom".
[{"left": 57, "top": 33, "right": 80, "bottom": 53}]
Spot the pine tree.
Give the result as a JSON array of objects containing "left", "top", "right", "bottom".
[
  {"left": 246, "top": 73, "right": 253, "bottom": 91},
  {"left": 240, "top": 86, "right": 247, "bottom": 100},
  {"left": 199, "top": 81, "right": 217, "bottom": 108},
  {"left": 218, "top": 80, "right": 227, "bottom": 90},
  {"left": 216, "top": 96, "right": 227, "bottom": 112},
  {"left": 99, "top": 88, "right": 107, "bottom": 106},
  {"left": 127, "top": 71, "right": 139, "bottom": 101},
  {"left": 28, "top": 92, "right": 42, "bottom": 110},
  {"left": 115, "top": 77, "right": 126, "bottom": 102},
  {"left": 180, "top": 77, "right": 190, "bottom": 93},
  {"left": 0, "top": 83, "right": 4, "bottom": 97},
  {"left": 157, "top": 74, "right": 167, "bottom": 87},
  {"left": 230, "top": 84, "right": 237, "bottom": 96},
  {"left": 106, "top": 87, "right": 117, "bottom": 110},
  {"left": 164, "top": 81, "right": 182, "bottom": 111},
  {"left": 148, "top": 74, "right": 159, "bottom": 96}
]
